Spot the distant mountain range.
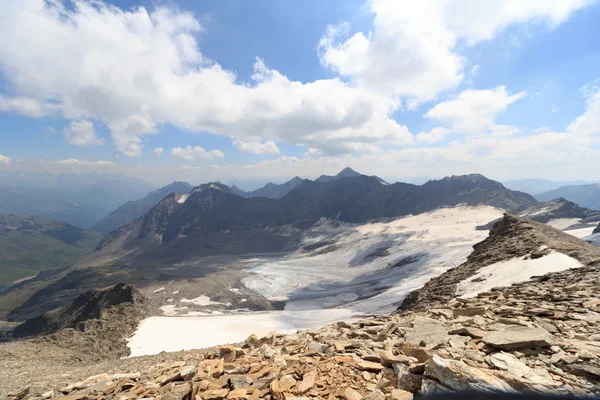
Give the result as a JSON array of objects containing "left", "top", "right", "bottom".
[
  {"left": 93, "top": 182, "right": 193, "bottom": 233},
  {"left": 231, "top": 177, "right": 306, "bottom": 199},
  {"left": 90, "top": 171, "right": 535, "bottom": 266},
  {"left": 0, "top": 214, "right": 102, "bottom": 286},
  {"left": 503, "top": 179, "right": 596, "bottom": 195},
  {"left": 535, "top": 184, "right": 600, "bottom": 210},
  {"left": 0, "top": 174, "right": 154, "bottom": 229}
]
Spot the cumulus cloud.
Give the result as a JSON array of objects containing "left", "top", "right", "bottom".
[
  {"left": 318, "top": 0, "right": 592, "bottom": 107},
  {"left": 416, "top": 128, "right": 450, "bottom": 144},
  {"left": 63, "top": 120, "right": 104, "bottom": 146},
  {"left": 0, "top": 154, "right": 11, "bottom": 165},
  {"left": 0, "top": 1, "right": 410, "bottom": 156},
  {"left": 424, "top": 86, "right": 526, "bottom": 135},
  {"left": 154, "top": 147, "right": 164, "bottom": 158},
  {"left": 171, "top": 145, "right": 225, "bottom": 161},
  {"left": 233, "top": 140, "right": 281, "bottom": 155}
]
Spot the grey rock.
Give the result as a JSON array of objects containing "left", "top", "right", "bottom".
[{"left": 483, "top": 327, "right": 552, "bottom": 350}]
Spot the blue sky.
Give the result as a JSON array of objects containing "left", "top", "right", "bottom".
[{"left": 1, "top": 0, "right": 600, "bottom": 185}]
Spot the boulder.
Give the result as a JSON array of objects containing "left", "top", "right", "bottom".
[
  {"left": 404, "top": 319, "right": 448, "bottom": 349},
  {"left": 424, "top": 355, "right": 515, "bottom": 393},
  {"left": 483, "top": 327, "right": 552, "bottom": 350}
]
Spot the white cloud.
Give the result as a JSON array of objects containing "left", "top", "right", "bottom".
[
  {"left": 41, "top": 159, "right": 116, "bottom": 167},
  {"left": 233, "top": 140, "right": 281, "bottom": 155},
  {"left": 567, "top": 84, "right": 600, "bottom": 138},
  {"left": 424, "top": 86, "right": 526, "bottom": 135},
  {"left": 154, "top": 147, "right": 164, "bottom": 158},
  {"left": 318, "top": 0, "right": 593, "bottom": 107},
  {"left": 171, "top": 145, "right": 224, "bottom": 161},
  {"left": 416, "top": 128, "right": 450, "bottom": 144},
  {"left": 63, "top": 120, "right": 104, "bottom": 146},
  {"left": 0, "top": 154, "right": 11, "bottom": 165},
  {"left": 0, "top": 95, "right": 61, "bottom": 118},
  {"left": 0, "top": 1, "right": 411, "bottom": 156}
]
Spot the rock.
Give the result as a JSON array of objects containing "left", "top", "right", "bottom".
[
  {"left": 582, "top": 299, "right": 600, "bottom": 312},
  {"left": 396, "top": 344, "right": 430, "bottom": 363},
  {"left": 404, "top": 319, "right": 448, "bottom": 349},
  {"left": 424, "top": 355, "right": 515, "bottom": 392},
  {"left": 219, "top": 345, "right": 237, "bottom": 362},
  {"left": 487, "top": 352, "right": 554, "bottom": 386},
  {"left": 227, "top": 388, "right": 248, "bottom": 399},
  {"left": 363, "top": 389, "right": 385, "bottom": 400},
  {"left": 390, "top": 389, "right": 413, "bottom": 400},
  {"left": 358, "top": 360, "right": 385, "bottom": 372},
  {"left": 180, "top": 365, "right": 196, "bottom": 381},
  {"left": 420, "top": 378, "right": 454, "bottom": 394},
  {"left": 483, "top": 327, "right": 552, "bottom": 350},
  {"left": 40, "top": 390, "right": 54, "bottom": 399},
  {"left": 203, "top": 389, "right": 230, "bottom": 400},
  {"left": 7, "top": 387, "right": 30, "bottom": 400},
  {"left": 378, "top": 350, "right": 411, "bottom": 367},
  {"left": 296, "top": 370, "right": 317, "bottom": 393},
  {"left": 343, "top": 387, "right": 363, "bottom": 400},
  {"left": 449, "top": 326, "right": 485, "bottom": 339},
  {"left": 452, "top": 307, "right": 486, "bottom": 317},
  {"left": 393, "top": 364, "right": 423, "bottom": 394}
]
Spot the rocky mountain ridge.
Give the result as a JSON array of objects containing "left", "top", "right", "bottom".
[
  {"left": 91, "top": 172, "right": 535, "bottom": 267},
  {"left": 93, "top": 182, "right": 193, "bottom": 233}
]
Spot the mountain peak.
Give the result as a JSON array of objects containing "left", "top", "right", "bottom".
[
  {"left": 336, "top": 167, "right": 361, "bottom": 177},
  {"left": 191, "top": 182, "right": 233, "bottom": 195}
]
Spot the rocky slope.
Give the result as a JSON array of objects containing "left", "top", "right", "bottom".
[
  {"left": 7, "top": 263, "right": 599, "bottom": 398},
  {"left": 93, "top": 181, "right": 193, "bottom": 233},
  {"left": 400, "top": 214, "right": 600, "bottom": 311},
  {"left": 3, "top": 215, "right": 600, "bottom": 398}
]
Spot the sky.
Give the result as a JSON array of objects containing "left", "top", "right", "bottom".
[{"left": 1, "top": 0, "right": 600, "bottom": 185}]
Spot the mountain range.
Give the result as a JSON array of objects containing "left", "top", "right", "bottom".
[
  {"left": 91, "top": 171, "right": 535, "bottom": 266},
  {"left": 93, "top": 181, "right": 193, "bottom": 233},
  {"left": 535, "top": 183, "right": 600, "bottom": 210},
  {"left": 503, "top": 178, "right": 596, "bottom": 195},
  {"left": 0, "top": 214, "right": 102, "bottom": 286},
  {"left": 0, "top": 174, "right": 154, "bottom": 229}
]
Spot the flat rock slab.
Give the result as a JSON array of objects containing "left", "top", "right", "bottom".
[{"left": 483, "top": 326, "right": 552, "bottom": 350}]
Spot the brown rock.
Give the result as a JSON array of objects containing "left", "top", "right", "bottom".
[
  {"left": 343, "top": 387, "right": 363, "bottom": 400},
  {"left": 219, "top": 345, "right": 237, "bottom": 362},
  {"left": 378, "top": 350, "right": 411, "bottom": 367},
  {"left": 358, "top": 360, "right": 385, "bottom": 372},
  {"left": 391, "top": 389, "right": 414, "bottom": 400},
  {"left": 393, "top": 364, "right": 423, "bottom": 394},
  {"left": 203, "top": 389, "right": 230, "bottom": 400},
  {"left": 449, "top": 326, "right": 485, "bottom": 339},
  {"left": 296, "top": 370, "right": 317, "bottom": 393},
  {"left": 227, "top": 388, "right": 248, "bottom": 399}
]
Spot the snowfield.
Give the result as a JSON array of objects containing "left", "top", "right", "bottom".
[
  {"left": 456, "top": 251, "right": 583, "bottom": 298},
  {"left": 127, "top": 206, "right": 599, "bottom": 357},
  {"left": 128, "top": 205, "right": 505, "bottom": 356}
]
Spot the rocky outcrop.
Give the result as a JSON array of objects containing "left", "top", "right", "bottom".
[
  {"left": 594, "top": 223, "right": 600, "bottom": 234},
  {"left": 514, "top": 197, "right": 600, "bottom": 224},
  {"left": 399, "top": 214, "right": 600, "bottom": 311},
  {"left": 13, "top": 283, "right": 144, "bottom": 338},
  {"left": 11, "top": 262, "right": 600, "bottom": 398}
]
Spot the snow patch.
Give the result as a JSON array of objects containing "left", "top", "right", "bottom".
[
  {"left": 547, "top": 218, "right": 583, "bottom": 231},
  {"left": 456, "top": 252, "right": 583, "bottom": 299},
  {"left": 153, "top": 287, "right": 165, "bottom": 294},
  {"left": 160, "top": 305, "right": 189, "bottom": 316},
  {"left": 564, "top": 226, "right": 597, "bottom": 239},
  {"left": 180, "top": 295, "right": 227, "bottom": 306},
  {"left": 176, "top": 194, "right": 189, "bottom": 204},
  {"left": 128, "top": 309, "right": 358, "bottom": 357}
]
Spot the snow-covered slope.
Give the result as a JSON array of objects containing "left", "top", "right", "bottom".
[{"left": 128, "top": 205, "right": 504, "bottom": 356}]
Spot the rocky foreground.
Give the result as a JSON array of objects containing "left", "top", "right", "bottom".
[{"left": 3, "top": 214, "right": 600, "bottom": 399}]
